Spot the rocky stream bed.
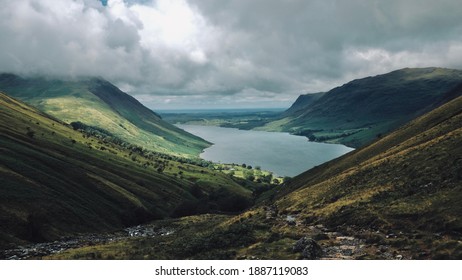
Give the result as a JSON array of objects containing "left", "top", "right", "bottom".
[{"left": 1, "top": 225, "right": 174, "bottom": 260}]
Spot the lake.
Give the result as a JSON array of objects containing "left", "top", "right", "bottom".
[{"left": 177, "top": 124, "right": 354, "bottom": 177}]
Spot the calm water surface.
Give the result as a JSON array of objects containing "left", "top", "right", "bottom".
[{"left": 178, "top": 124, "right": 354, "bottom": 177}]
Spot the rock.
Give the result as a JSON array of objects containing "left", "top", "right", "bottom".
[
  {"left": 382, "top": 252, "right": 393, "bottom": 259},
  {"left": 286, "top": 215, "right": 297, "bottom": 226},
  {"left": 339, "top": 245, "right": 356, "bottom": 256},
  {"left": 1, "top": 223, "right": 175, "bottom": 259},
  {"left": 396, "top": 254, "right": 403, "bottom": 260},
  {"left": 293, "top": 237, "right": 323, "bottom": 259},
  {"left": 315, "top": 224, "right": 326, "bottom": 230},
  {"left": 336, "top": 236, "right": 355, "bottom": 241},
  {"left": 313, "top": 233, "right": 329, "bottom": 241},
  {"left": 378, "top": 245, "right": 389, "bottom": 253}
]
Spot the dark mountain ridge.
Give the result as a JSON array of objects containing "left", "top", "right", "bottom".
[{"left": 282, "top": 92, "right": 325, "bottom": 116}]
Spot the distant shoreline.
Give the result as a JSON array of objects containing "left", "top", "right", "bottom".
[{"left": 155, "top": 108, "right": 287, "bottom": 114}]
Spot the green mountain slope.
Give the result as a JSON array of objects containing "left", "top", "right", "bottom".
[
  {"left": 50, "top": 93, "right": 462, "bottom": 260},
  {"left": 0, "top": 74, "right": 209, "bottom": 157},
  {"left": 0, "top": 92, "right": 251, "bottom": 249},
  {"left": 259, "top": 67, "right": 462, "bottom": 148},
  {"left": 240, "top": 93, "right": 462, "bottom": 259}
]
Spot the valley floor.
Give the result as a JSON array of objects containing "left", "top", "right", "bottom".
[
  {"left": 5, "top": 208, "right": 456, "bottom": 260},
  {"left": 1, "top": 222, "right": 175, "bottom": 260}
]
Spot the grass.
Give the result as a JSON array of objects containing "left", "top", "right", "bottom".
[
  {"left": 0, "top": 92, "right": 258, "bottom": 249},
  {"left": 17, "top": 94, "right": 462, "bottom": 260},
  {"left": 44, "top": 211, "right": 302, "bottom": 260},
  {"left": 44, "top": 214, "right": 247, "bottom": 260},
  {"left": 160, "top": 68, "right": 462, "bottom": 150},
  {"left": 255, "top": 67, "right": 462, "bottom": 148},
  {"left": 3, "top": 69, "right": 462, "bottom": 259},
  {"left": 258, "top": 94, "right": 462, "bottom": 258},
  {"left": 0, "top": 74, "right": 209, "bottom": 157}
]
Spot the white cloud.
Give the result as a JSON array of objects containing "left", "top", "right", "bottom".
[{"left": 1, "top": 0, "right": 462, "bottom": 109}]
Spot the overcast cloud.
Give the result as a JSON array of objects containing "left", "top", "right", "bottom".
[{"left": 1, "top": 0, "right": 462, "bottom": 109}]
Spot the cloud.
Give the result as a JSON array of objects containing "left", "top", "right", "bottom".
[{"left": 1, "top": 0, "right": 462, "bottom": 109}]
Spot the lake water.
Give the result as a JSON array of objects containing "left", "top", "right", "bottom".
[{"left": 177, "top": 124, "right": 354, "bottom": 177}]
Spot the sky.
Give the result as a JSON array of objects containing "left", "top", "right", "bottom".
[{"left": 1, "top": 0, "right": 462, "bottom": 109}]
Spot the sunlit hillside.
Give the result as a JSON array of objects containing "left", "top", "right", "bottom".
[
  {"left": 0, "top": 74, "right": 209, "bottom": 157},
  {"left": 0, "top": 92, "right": 253, "bottom": 250}
]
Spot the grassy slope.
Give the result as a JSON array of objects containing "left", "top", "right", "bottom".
[
  {"left": 51, "top": 95, "right": 462, "bottom": 260},
  {"left": 236, "top": 93, "right": 462, "bottom": 259},
  {"left": 0, "top": 74, "right": 209, "bottom": 157},
  {"left": 259, "top": 67, "right": 462, "bottom": 148},
  {"left": 0, "top": 92, "right": 251, "bottom": 249},
  {"left": 278, "top": 94, "right": 462, "bottom": 220},
  {"left": 254, "top": 94, "right": 461, "bottom": 258}
]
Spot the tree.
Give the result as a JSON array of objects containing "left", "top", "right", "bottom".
[
  {"left": 261, "top": 173, "right": 273, "bottom": 184},
  {"left": 244, "top": 170, "right": 255, "bottom": 181}
]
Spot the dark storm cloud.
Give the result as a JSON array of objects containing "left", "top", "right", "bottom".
[
  {"left": 1, "top": 0, "right": 462, "bottom": 109},
  {"left": 190, "top": 0, "right": 462, "bottom": 77}
]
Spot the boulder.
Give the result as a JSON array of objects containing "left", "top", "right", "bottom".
[{"left": 293, "top": 237, "right": 323, "bottom": 259}]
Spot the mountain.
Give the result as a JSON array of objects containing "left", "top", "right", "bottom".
[
  {"left": 237, "top": 92, "right": 462, "bottom": 259},
  {"left": 272, "top": 95, "right": 462, "bottom": 259},
  {"left": 44, "top": 92, "right": 462, "bottom": 260},
  {"left": 0, "top": 92, "right": 252, "bottom": 249},
  {"left": 0, "top": 74, "right": 209, "bottom": 157},
  {"left": 259, "top": 67, "right": 462, "bottom": 147},
  {"left": 281, "top": 92, "right": 325, "bottom": 116}
]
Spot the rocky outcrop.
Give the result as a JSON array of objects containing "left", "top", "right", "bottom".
[{"left": 293, "top": 237, "right": 323, "bottom": 259}]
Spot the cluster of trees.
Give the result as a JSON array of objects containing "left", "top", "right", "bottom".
[
  {"left": 243, "top": 169, "right": 273, "bottom": 184},
  {"left": 241, "top": 163, "right": 253, "bottom": 169},
  {"left": 71, "top": 121, "right": 214, "bottom": 169},
  {"left": 298, "top": 128, "right": 357, "bottom": 142}
]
